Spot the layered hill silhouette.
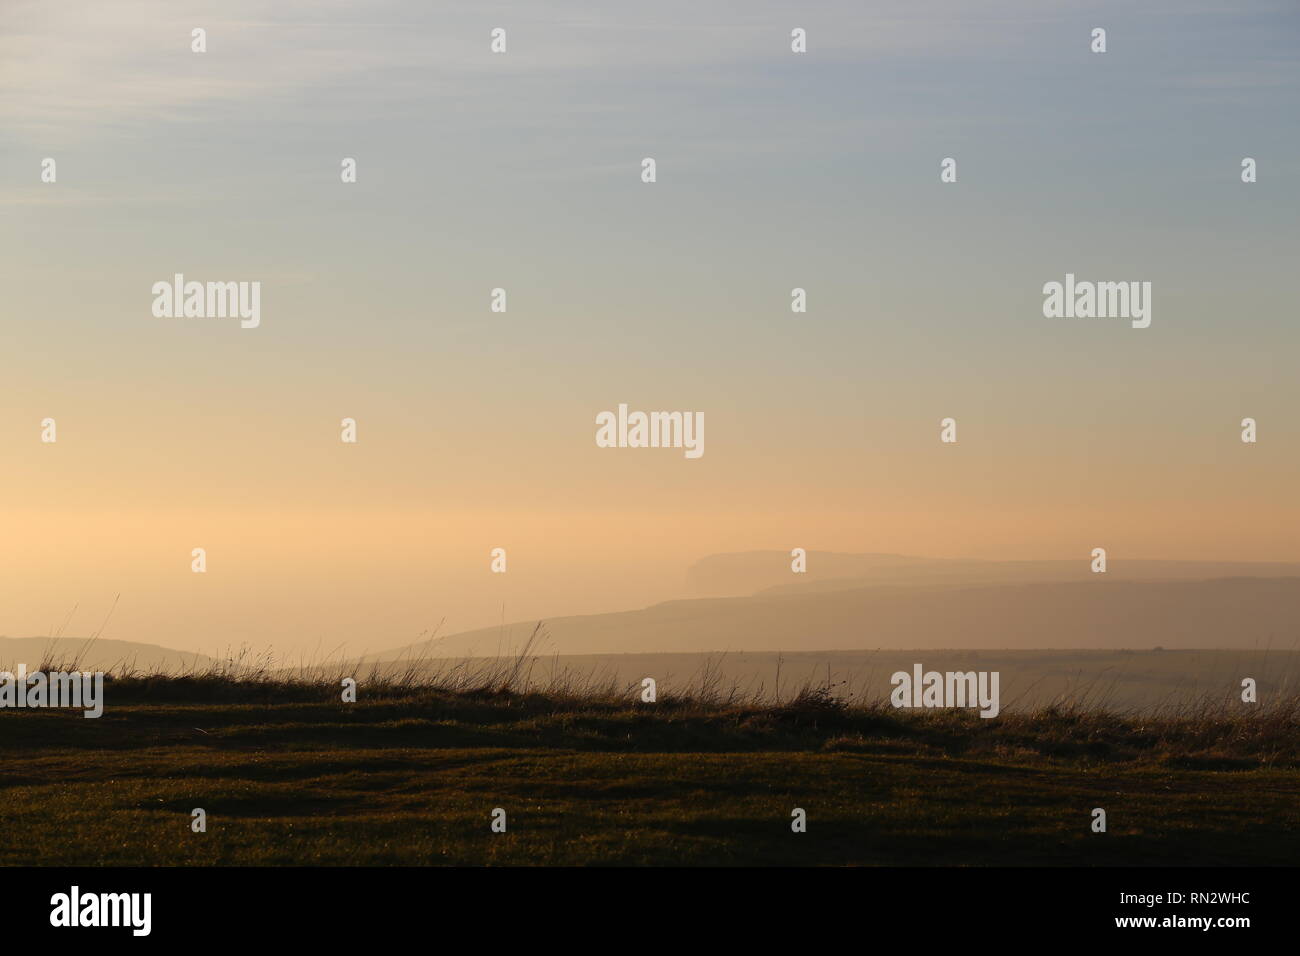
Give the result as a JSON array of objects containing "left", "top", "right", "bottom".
[
  {"left": 685, "top": 550, "right": 1300, "bottom": 597},
  {"left": 24, "top": 554, "right": 1300, "bottom": 665},
  {"left": 377, "top": 551, "right": 1300, "bottom": 658},
  {"left": 0, "top": 636, "right": 217, "bottom": 672}
]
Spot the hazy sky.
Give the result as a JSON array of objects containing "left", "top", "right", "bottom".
[{"left": 2, "top": 1, "right": 1298, "bottom": 656}]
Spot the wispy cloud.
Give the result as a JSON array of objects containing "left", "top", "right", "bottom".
[{"left": 2, "top": 0, "right": 1103, "bottom": 146}]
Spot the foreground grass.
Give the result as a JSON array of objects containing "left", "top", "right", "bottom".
[{"left": 1, "top": 678, "right": 1296, "bottom": 865}]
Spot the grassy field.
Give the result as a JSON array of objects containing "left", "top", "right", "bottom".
[{"left": 2, "top": 669, "right": 1297, "bottom": 866}]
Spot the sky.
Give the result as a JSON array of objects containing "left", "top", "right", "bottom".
[{"left": 2, "top": 0, "right": 1298, "bottom": 656}]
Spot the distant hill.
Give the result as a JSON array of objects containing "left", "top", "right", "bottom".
[
  {"left": 685, "top": 550, "right": 1300, "bottom": 597},
  {"left": 376, "top": 576, "right": 1300, "bottom": 658},
  {"left": 0, "top": 636, "right": 217, "bottom": 673}
]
